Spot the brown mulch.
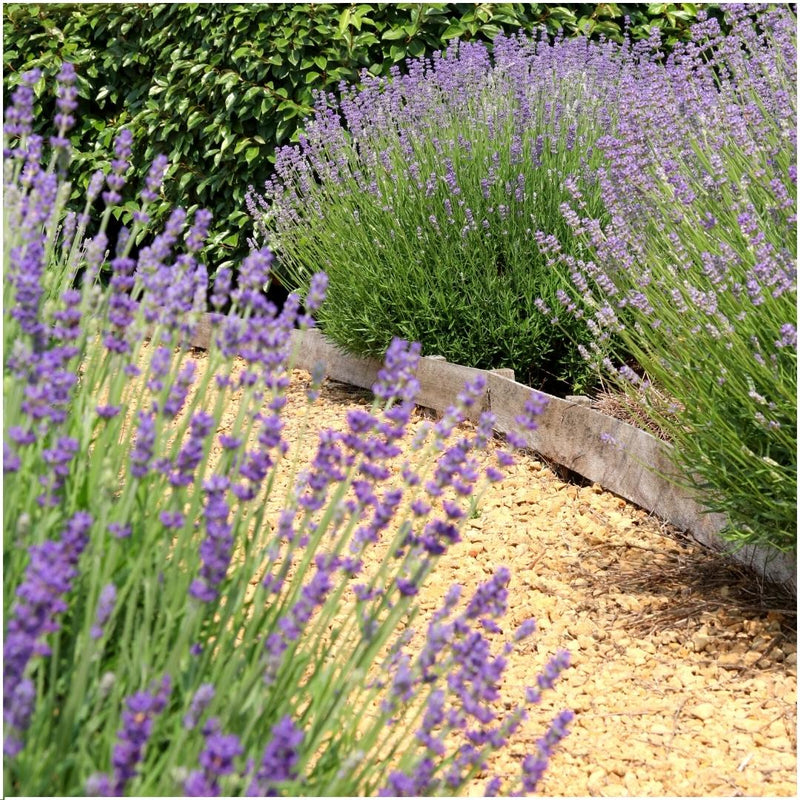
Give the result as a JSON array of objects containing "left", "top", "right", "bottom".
[{"left": 193, "top": 353, "right": 797, "bottom": 797}]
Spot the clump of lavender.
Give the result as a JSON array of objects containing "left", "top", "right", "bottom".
[
  {"left": 248, "top": 31, "right": 629, "bottom": 393},
  {"left": 553, "top": 5, "right": 796, "bottom": 550},
  {"left": 3, "top": 67, "right": 573, "bottom": 795}
]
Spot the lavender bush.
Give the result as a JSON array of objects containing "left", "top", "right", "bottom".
[
  {"left": 248, "top": 32, "right": 630, "bottom": 394},
  {"left": 549, "top": 5, "right": 797, "bottom": 551},
  {"left": 3, "top": 66, "right": 574, "bottom": 796}
]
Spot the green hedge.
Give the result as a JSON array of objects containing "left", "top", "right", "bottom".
[{"left": 3, "top": 2, "right": 721, "bottom": 271}]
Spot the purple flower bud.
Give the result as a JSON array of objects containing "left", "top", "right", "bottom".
[
  {"left": 159, "top": 511, "right": 185, "bottom": 530},
  {"left": 4, "top": 68, "right": 41, "bottom": 149},
  {"left": 108, "top": 522, "right": 132, "bottom": 539},
  {"left": 305, "top": 272, "right": 328, "bottom": 312},
  {"left": 190, "top": 477, "right": 233, "bottom": 603},
  {"left": 210, "top": 267, "right": 232, "bottom": 310},
  {"left": 87, "top": 170, "right": 105, "bottom": 203},
  {"left": 396, "top": 577, "right": 419, "bottom": 597},
  {"left": 52, "top": 62, "right": 78, "bottom": 145},
  {"left": 514, "top": 618, "right": 536, "bottom": 641},
  {"left": 131, "top": 411, "right": 156, "bottom": 478}
]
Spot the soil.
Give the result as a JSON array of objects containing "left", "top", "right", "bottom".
[{"left": 192, "top": 351, "right": 797, "bottom": 797}]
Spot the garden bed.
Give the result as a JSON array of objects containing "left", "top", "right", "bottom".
[{"left": 192, "top": 348, "right": 796, "bottom": 796}]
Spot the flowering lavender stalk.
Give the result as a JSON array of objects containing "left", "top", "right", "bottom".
[
  {"left": 519, "top": 710, "right": 575, "bottom": 794},
  {"left": 190, "top": 476, "right": 234, "bottom": 603},
  {"left": 183, "top": 718, "right": 243, "bottom": 797},
  {"left": 4, "top": 512, "right": 92, "bottom": 757},
  {"left": 247, "top": 716, "right": 304, "bottom": 796},
  {"left": 87, "top": 677, "right": 171, "bottom": 796}
]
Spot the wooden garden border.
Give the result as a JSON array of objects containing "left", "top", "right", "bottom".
[{"left": 188, "top": 316, "right": 797, "bottom": 593}]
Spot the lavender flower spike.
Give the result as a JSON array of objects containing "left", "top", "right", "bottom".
[
  {"left": 4, "top": 68, "right": 41, "bottom": 144},
  {"left": 189, "top": 475, "right": 234, "bottom": 603},
  {"left": 4, "top": 511, "right": 92, "bottom": 757},
  {"left": 183, "top": 683, "right": 216, "bottom": 731},
  {"left": 247, "top": 715, "right": 304, "bottom": 796},
  {"left": 103, "top": 128, "right": 134, "bottom": 206},
  {"left": 51, "top": 62, "right": 78, "bottom": 149},
  {"left": 88, "top": 676, "right": 171, "bottom": 796},
  {"left": 519, "top": 709, "right": 574, "bottom": 794},
  {"left": 184, "top": 718, "right": 243, "bottom": 797}
]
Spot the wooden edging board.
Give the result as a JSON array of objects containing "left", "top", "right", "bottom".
[{"left": 188, "top": 317, "right": 797, "bottom": 593}]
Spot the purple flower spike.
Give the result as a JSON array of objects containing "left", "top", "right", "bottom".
[
  {"left": 160, "top": 511, "right": 186, "bottom": 530},
  {"left": 372, "top": 338, "right": 421, "bottom": 406},
  {"left": 183, "top": 683, "right": 216, "bottom": 731},
  {"left": 234, "top": 248, "right": 273, "bottom": 307},
  {"left": 466, "top": 567, "right": 510, "bottom": 621},
  {"left": 396, "top": 577, "right": 419, "bottom": 597},
  {"left": 96, "top": 404, "right": 121, "bottom": 419},
  {"left": 51, "top": 62, "right": 78, "bottom": 148},
  {"left": 276, "top": 556, "right": 337, "bottom": 642},
  {"left": 140, "top": 154, "right": 169, "bottom": 204},
  {"left": 131, "top": 411, "right": 156, "bottom": 478},
  {"left": 161, "top": 361, "right": 196, "bottom": 418},
  {"left": 514, "top": 618, "right": 536, "bottom": 641},
  {"left": 108, "top": 522, "right": 132, "bottom": 540},
  {"left": 305, "top": 272, "right": 328, "bottom": 312},
  {"left": 4, "top": 68, "right": 41, "bottom": 146},
  {"left": 85, "top": 772, "right": 113, "bottom": 797},
  {"left": 103, "top": 129, "right": 134, "bottom": 205},
  {"left": 38, "top": 435, "right": 79, "bottom": 507},
  {"left": 777, "top": 323, "right": 796, "bottom": 349},
  {"left": 186, "top": 209, "right": 213, "bottom": 253},
  {"left": 520, "top": 709, "right": 574, "bottom": 794},
  {"left": 525, "top": 649, "right": 571, "bottom": 704},
  {"left": 379, "top": 758, "right": 436, "bottom": 796},
  {"left": 4, "top": 442, "right": 21, "bottom": 474},
  {"left": 210, "top": 267, "right": 232, "bottom": 310},
  {"left": 93, "top": 676, "right": 172, "bottom": 795},
  {"left": 247, "top": 716, "right": 304, "bottom": 796},
  {"left": 170, "top": 411, "right": 214, "bottom": 487},
  {"left": 189, "top": 476, "right": 233, "bottom": 603},
  {"left": 184, "top": 719, "right": 243, "bottom": 797},
  {"left": 4, "top": 512, "right": 92, "bottom": 757},
  {"left": 486, "top": 776, "right": 503, "bottom": 795}
]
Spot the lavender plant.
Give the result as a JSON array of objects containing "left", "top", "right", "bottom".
[
  {"left": 549, "top": 5, "right": 797, "bottom": 551},
  {"left": 248, "top": 32, "right": 629, "bottom": 394},
  {"left": 3, "top": 66, "right": 574, "bottom": 796}
]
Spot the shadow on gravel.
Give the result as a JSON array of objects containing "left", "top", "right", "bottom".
[{"left": 577, "top": 529, "right": 797, "bottom": 665}]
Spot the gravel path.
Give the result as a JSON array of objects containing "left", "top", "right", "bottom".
[{"left": 197, "top": 352, "right": 797, "bottom": 796}]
